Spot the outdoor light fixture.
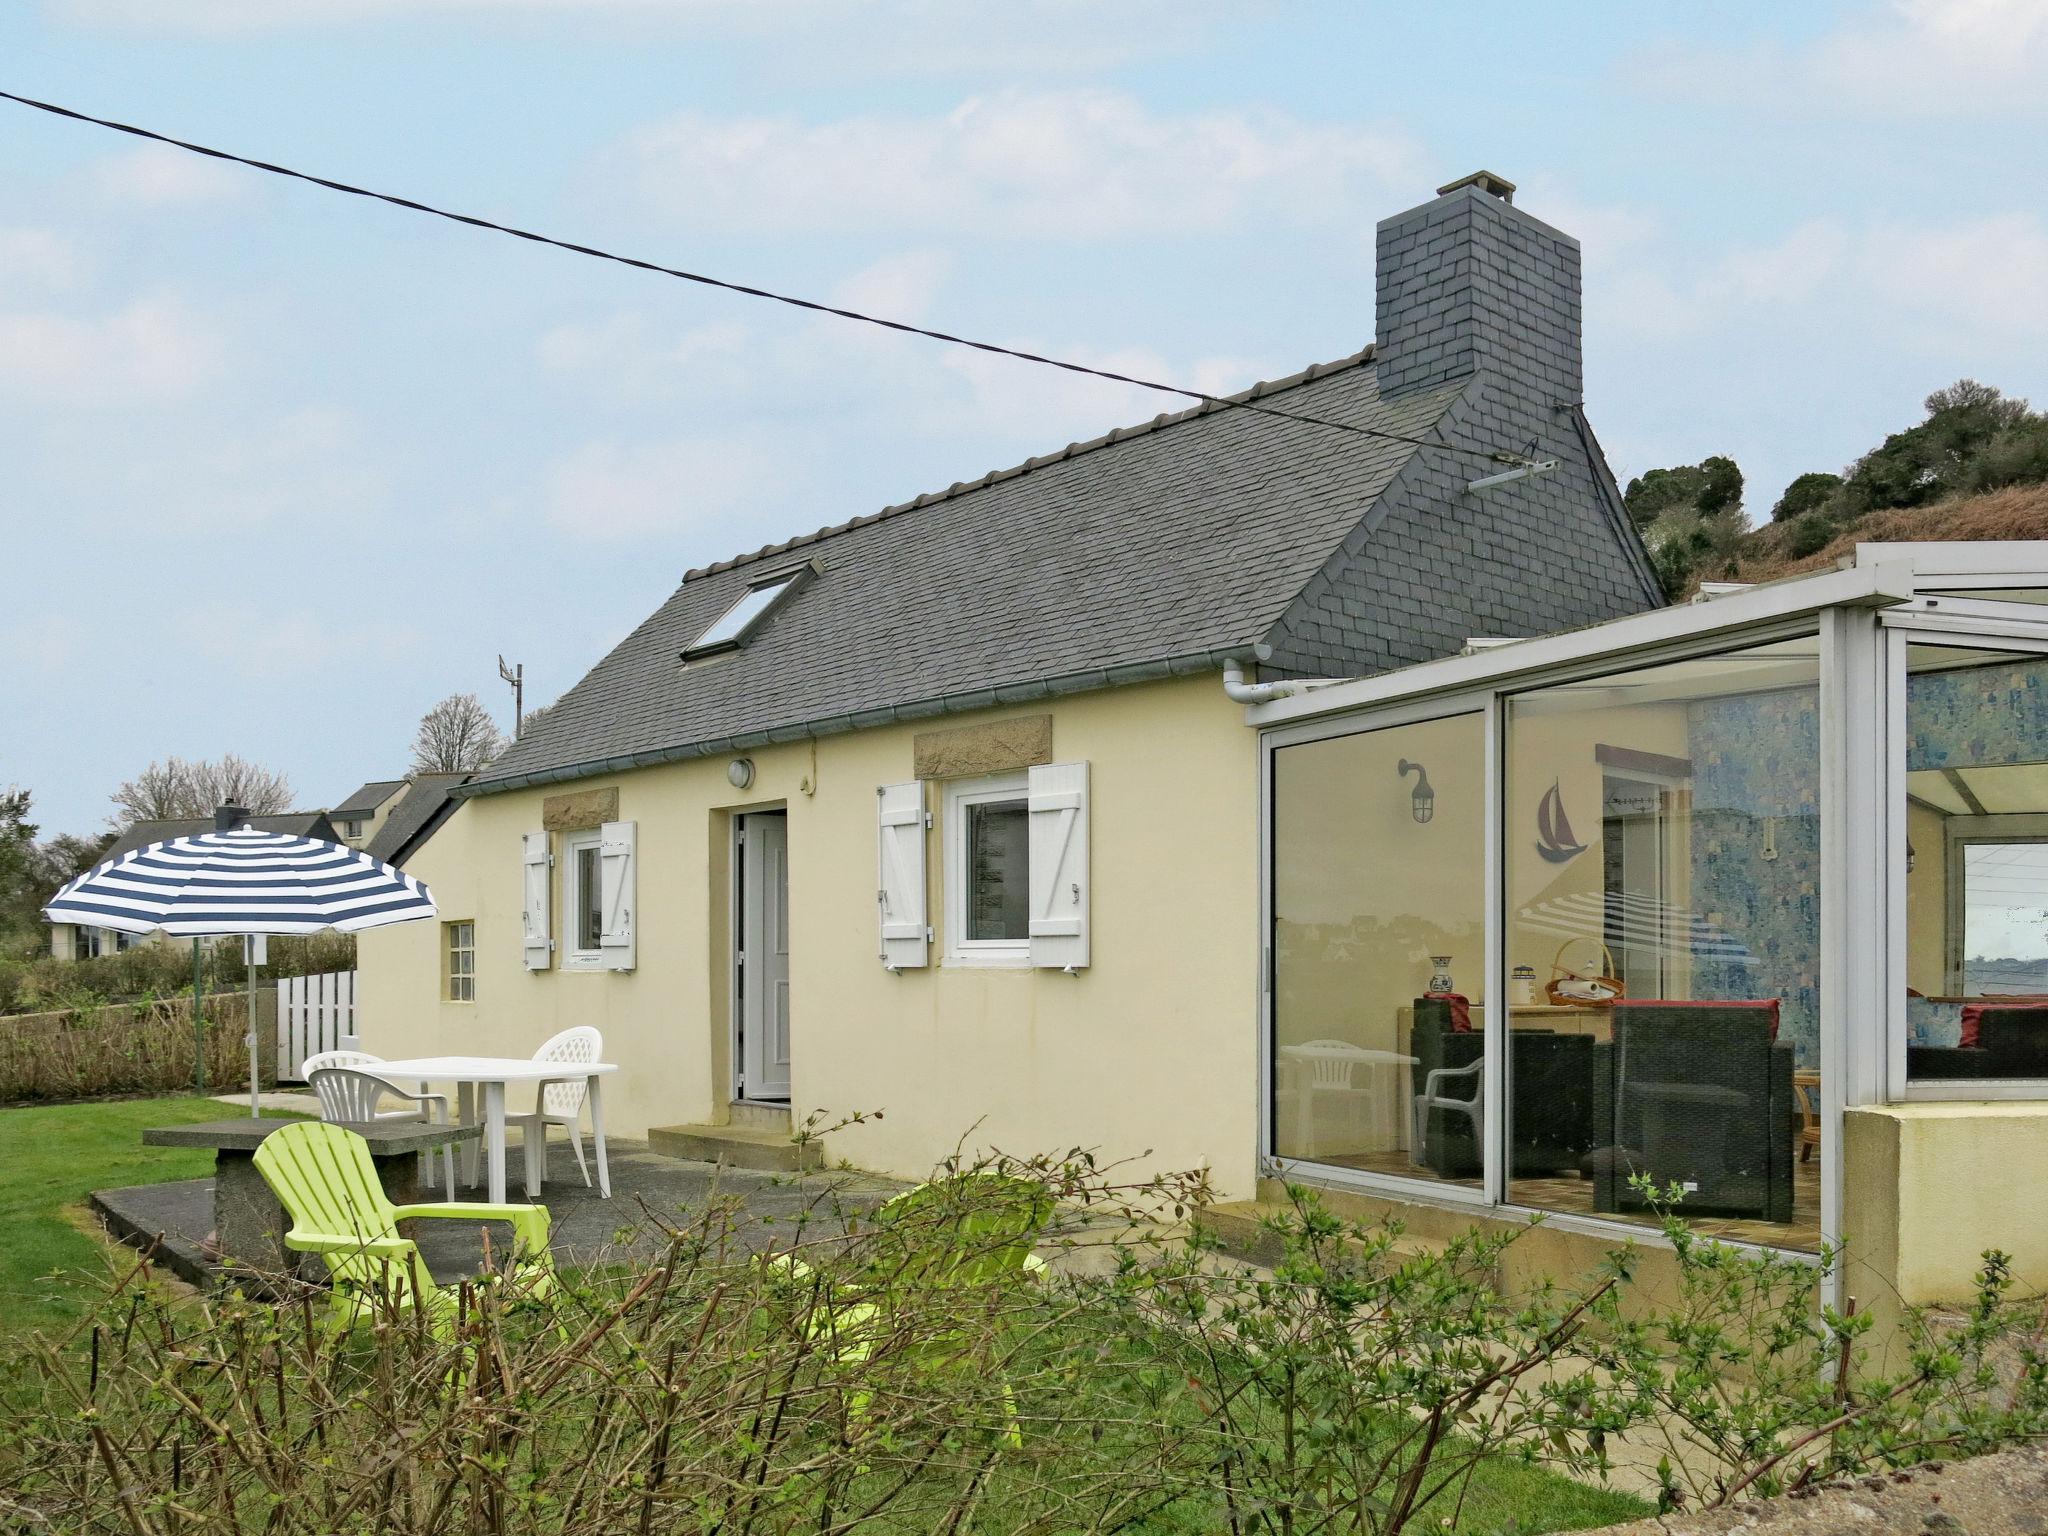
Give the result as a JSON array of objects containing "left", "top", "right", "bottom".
[
  {"left": 727, "top": 758, "right": 754, "bottom": 790},
  {"left": 1398, "top": 759, "right": 1435, "bottom": 823}
]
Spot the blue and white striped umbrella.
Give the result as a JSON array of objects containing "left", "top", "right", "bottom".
[{"left": 44, "top": 829, "right": 436, "bottom": 937}]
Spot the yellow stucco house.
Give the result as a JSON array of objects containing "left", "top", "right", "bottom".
[
  {"left": 359, "top": 170, "right": 2048, "bottom": 1326},
  {"left": 359, "top": 168, "right": 1663, "bottom": 1195}
]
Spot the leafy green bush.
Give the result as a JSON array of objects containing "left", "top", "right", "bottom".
[
  {"left": 1785, "top": 511, "right": 1837, "bottom": 560},
  {"left": 1, "top": 1165, "right": 2041, "bottom": 1533},
  {"left": 0, "top": 993, "right": 259, "bottom": 1102}
]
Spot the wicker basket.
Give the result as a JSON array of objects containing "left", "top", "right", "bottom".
[{"left": 1545, "top": 937, "right": 1625, "bottom": 1008}]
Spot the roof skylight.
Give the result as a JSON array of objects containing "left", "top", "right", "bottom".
[{"left": 683, "top": 568, "right": 807, "bottom": 657}]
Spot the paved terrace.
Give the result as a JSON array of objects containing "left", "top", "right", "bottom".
[{"left": 94, "top": 1136, "right": 906, "bottom": 1288}]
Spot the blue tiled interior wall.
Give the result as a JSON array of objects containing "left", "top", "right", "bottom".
[
  {"left": 1681, "top": 658, "right": 2048, "bottom": 1064},
  {"left": 1686, "top": 687, "right": 1823, "bottom": 1065},
  {"left": 1905, "top": 658, "right": 2048, "bottom": 770}
]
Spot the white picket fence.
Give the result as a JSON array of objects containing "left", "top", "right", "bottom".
[{"left": 277, "top": 970, "right": 359, "bottom": 1080}]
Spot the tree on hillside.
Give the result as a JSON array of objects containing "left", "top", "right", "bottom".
[
  {"left": 1623, "top": 455, "right": 1748, "bottom": 599},
  {"left": 410, "top": 693, "right": 507, "bottom": 774},
  {"left": 1842, "top": 380, "right": 2044, "bottom": 513},
  {"left": 1623, "top": 455, "right": 1743, "bottom": 530},
  {"left": 1771, "top": 472, "right": 1843, "bottom": 523},
  {"left": 111, "top": 755, "right": 293, "bottom": 827}
]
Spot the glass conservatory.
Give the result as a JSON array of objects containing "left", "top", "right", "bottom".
[{"left": 1254, "top": 543, "right": 2048, "bottom": 1281}]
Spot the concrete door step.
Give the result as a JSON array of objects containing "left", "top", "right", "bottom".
[{"left": 647, "top": 1122, "right": 822, "bottom": 1173}]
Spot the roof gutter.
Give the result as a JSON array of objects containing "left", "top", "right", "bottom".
[{"left": 455, "top": 644, "right": 1265, "bottom": 799}]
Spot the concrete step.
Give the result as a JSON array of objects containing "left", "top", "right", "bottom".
[
  {"left": 1198, "top": 1199, "right": 1451, "bottom": 1271},
  {"left": 647, "top": 1122, "right": 822, "bottom": 1174}
]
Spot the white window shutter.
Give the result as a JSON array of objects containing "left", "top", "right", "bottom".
[
  {"left": 598, "top": 819, "right": 637, "bottom": 971},
  {"left": 521, "top": 831, "right": 553, "bottom": 970},
  {"left": 1028, "top": 761, "right": 1089, "bottom": 969},
  {"left": 876, "top": 781, "right": 928, "bottom": 969}
]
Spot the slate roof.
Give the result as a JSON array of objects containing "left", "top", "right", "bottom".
[
  {"left": 364, "top": 774, "right": 473, "bottom": 868},
  {"left": 329, "top": 780, "right": 406, "bottom": 819},
  {"left": 95, "top": 813, "right": 340, "bottom": 866},
  {"left": 472, "top": 348, "right": 1470, "bottom": 794}
]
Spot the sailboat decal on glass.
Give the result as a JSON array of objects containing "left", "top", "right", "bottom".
[{"left": 1535, "top": 780, "right": 1588, "bottom": 864}]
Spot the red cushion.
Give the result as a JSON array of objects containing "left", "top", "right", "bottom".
[
  {"left": 1960, "top": 1004, "right": 1985, "bottom": 1050},
  {"left": 1613, "top": 997, "right": 1781, "bottom": 1041},
  {"left": 1957, "top": 1001, "right": 2048, "bottom": 1049},
  {"left": 1425, "top": 992, "right": 1474, "bottom": 1033}
]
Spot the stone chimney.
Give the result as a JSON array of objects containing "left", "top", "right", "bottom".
[
  {"left": 214, "top": 803, "right": 249, "bottom": 832},
  {"left": 1374, "top": 170, "right": 1582, "bottom": 411}
]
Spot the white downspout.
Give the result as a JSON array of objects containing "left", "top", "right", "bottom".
[{"left": 1221, "top": 657, "right": 1351, "bottom": 706}]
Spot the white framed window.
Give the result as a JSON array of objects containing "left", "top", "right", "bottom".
[
  {"left": 944, "top": 772, "right": 1032, "bottom": 966},
  {"left": 343, "top": 819, "right": 363, "bottom": 840},
  {"left": 445, "top": 920, "right": 475, "bottom": 1001},
  {"left": 562, "top": 828, "right": 606, "bottom": 970},
  {"left": 556, "top": 821, "right": 637, "bottom": 973}
]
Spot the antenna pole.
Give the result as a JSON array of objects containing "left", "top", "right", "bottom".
[{"left": 498, "top": 655, "right": 525, "bottom": 739}]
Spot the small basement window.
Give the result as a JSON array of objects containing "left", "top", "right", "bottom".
[{"left": 684, "top": 567, "right": 809, "bottom": 657}]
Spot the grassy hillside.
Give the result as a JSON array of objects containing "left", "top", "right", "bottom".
[{"left": 1689, "top": 482, "right": 2048, "bottom": 594}]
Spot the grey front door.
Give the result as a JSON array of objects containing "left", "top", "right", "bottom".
[{"left": 737, "top": 811, "right": 791, "bottom": 1101}]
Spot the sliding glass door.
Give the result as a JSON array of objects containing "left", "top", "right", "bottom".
[
  {"left": 1502, "top": 637, "right": 1823, "bottom": 1251},
  {"left": 1269, "top": 709, "right": 1487, "bottom": 1191}
]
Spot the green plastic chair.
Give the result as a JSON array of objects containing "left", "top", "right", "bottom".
[
  {"left": 252, "top": 1120, "right": 554, "bottom": 1331},
  {"left": 775, "top": 1172, "right": 1053, "bottom": 1444}
]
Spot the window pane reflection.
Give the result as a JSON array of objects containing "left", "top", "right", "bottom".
[
  {"left": 1505, "top": 638, "right": 1821, "bottom": 1251},
  {"left": 1271, "top": 712, "right": 1484, "bottom": 1189},
  {"left": 1906, "top": 645, "right": 2048, "bottom": 1082}
]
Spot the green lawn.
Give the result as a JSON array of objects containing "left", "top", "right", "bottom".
[{"left": 0, "top": 1095, "right": 241, "bottom": 1338}]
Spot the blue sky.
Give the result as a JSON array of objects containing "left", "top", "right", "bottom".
[{"left": 4, "top": 0, "right": 2046, "bottom": 837}]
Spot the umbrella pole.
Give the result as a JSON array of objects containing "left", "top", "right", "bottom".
[
  {"left": 247, "top": 949, "right": 261, "bottom": 1118},
  {"left": 191, "top": 938, "right": 206, "bottom": 1097}
]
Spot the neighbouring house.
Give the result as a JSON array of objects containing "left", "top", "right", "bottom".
[
  {"left": 363, "top": 773, "right": 474, "bottom": 868},
  {"left": 48, "top": 810, "right": 339, "bottom": 959},
  {"left": 358, "top": 170, "right": 1660, "bottom": 1186},
  {"left": 327, "top": 780, "right": 409, "bottom": 848}
]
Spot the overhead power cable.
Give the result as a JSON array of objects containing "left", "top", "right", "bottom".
[{"left": 0, "top": 88, "right": 1537, "bottom": 467}]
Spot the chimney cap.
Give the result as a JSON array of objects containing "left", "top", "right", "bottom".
[
  {"left": 214, "top": 803, "right": 250, "bottom": 833},
  {"left": 1435, "top": 169, "right": 1515, "bottom": 204}
]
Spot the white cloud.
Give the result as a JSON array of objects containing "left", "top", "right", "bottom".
[
  {"left": 541, "top": 435, "right": 787, "bottom": 539},
  {"left": 90, "top": 143, "right": 250, "bottom": 207},
  {"left": 609, "top": 89, "right": 1420, "bottom": 239},
  {"left": 1627, "top": 0, "right": 2048, "bottom": 118},
  {"left": 0, "top": 295, "right": 224, "bottom": 402},
  {"left": 171, "top": 600, "right": 425, "bottom": 678},
  {"left": 50, "top": 0, "right": 1221, "bottom": 69},
  {"left": 0, "top": 612, "right": 88, "bottom": 671},
  {"left": 0, "top": 227, "right": 83, "bottom": 293},
  {"left": 1594, "top": 211, "right": 2048, "bottom": 346},
  {"left": 829, "top": 250, "right": 953, "bottom": 325},
  {"left": 27, "top": 405, "right": 383, "bottom": 533},
  {"left": 535, "top": 313, "right": 748, "bottom": 378}
]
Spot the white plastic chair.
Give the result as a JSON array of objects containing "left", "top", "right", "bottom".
[
  {"left": 300, "top": 1050, "right": 423, "bottom": 1121},
  {"left": 306, "top": 1064, "right": 458, "bottom": 1197},
  {"left": 1411, "top": 1060, "right": 1482, "bottom": 1170},
  {"left": 1285, "top": 1039, "right": 1374, "bottom": 1157},
  {"left": 508, "top": 1027, "right": 604, "bottom": 1192}
]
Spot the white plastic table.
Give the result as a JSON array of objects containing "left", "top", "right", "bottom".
[{"left": 370, "top": 1055, "right": 618, "bottom": 1204}]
